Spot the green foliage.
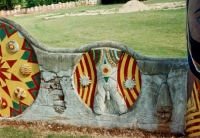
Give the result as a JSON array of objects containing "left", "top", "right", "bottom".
[
  {"left": 0, "top": 0, "right": 76, "bottom": 9},
  {"left": 25, "top": 0, "right": 73, "bottom": 8}
]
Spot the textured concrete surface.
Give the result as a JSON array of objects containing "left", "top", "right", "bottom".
[{"left": 0, "top": 17, "right": 188, "bottom": 134}]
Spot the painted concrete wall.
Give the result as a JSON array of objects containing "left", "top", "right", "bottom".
[{"left": 0, "top": 17, "right": 188, "bottom": 134}]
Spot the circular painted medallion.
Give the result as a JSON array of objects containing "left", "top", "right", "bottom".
[
  {"left": 73, "top": 48, "right": 141, "bottom": 112},
  {"left": 0, "top": 21, "right": 41, "bottom": 117}
]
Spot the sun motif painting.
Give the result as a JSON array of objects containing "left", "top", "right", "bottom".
[
  {"left": 0, "top": 21, "right": 40, "bottom": 117},
  {"left": 74, "top": 48, "right": 141, "bottom": 115}
]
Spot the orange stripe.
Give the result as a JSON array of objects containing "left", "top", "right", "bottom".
[
  {"left": 124, "top": 55, "right": 135, "bottom": 107},
  {"left": 117, "top": 53, "right": 129, "bottom": 106},
  {"left": 120, "top": 54, "right": 133, "bottom": 107},
  {"left": 83, "top": 53, "right": 92, "bottom": 106},
  {"left": 82, "top": 55, "right": 89, "bottom": 102}
]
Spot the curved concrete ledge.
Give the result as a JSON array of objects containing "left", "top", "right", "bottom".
[{"left": 0, "top": 16, "right": 188, "bottom": 135}]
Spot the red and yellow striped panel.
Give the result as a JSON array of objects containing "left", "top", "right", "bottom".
[
  {"left": 186, "top": 77, "right": 200, "bottom": 137},
  {"left": 117, "top": 53, "right": 141, "bottom": 108},
  {"left": 74, "top": 51, "right": 97, "bottom": 108}
]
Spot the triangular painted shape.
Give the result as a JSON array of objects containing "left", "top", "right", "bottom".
[
  {"left": 104, "top": 77, "right": 109, "bottom": 82},
  {"left": 2, "top": 86, "right": 10, "bottom": 97},
  {"left": 6, "top": 60, "right": 17, "bottom": 68},
  {"left": 10, "top": 74, "right": 21, "bottom": 82}
]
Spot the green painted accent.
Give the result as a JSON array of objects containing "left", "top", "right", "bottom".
[
  {"left": 35, "top": 73, "right": 41, "bottom": 85},
  {"left": 117, "top": 51, "right": 123, "bottom": 57},
  {"left": 24, "top": 41, "right": 33, "bottom": 50},
  {"left": 104, "top": 77, "right": 109, "bottom": 82},
  {"left": 97, "top": 50, "right": 101, "bottom": 61},
  {"left": 113, "top": 51, "right": 118, "bottom": 60},
  {"left": 26, "top": 81, "right": 35, "bottom": 88},
  {"left": 109, "top": 50, "right": 122, "bottom": 65},
  {"left": 32, "top": 90, "right": 38, "bottom": 99},
  {"left": 21, "top": 104, "right": 27, "bottom": 112},
  {"left": 92, "top": 50, "right": 95, "bottom": 59},
  {"left": 110, "top": 50, "right": 117, "bottom": 64},
  {"left": 21, "top": 51, "right": 30, "bottom": 60},
  {"left": 11, "top": 101, "right": 28, "bottom": 117},
  {"left": 12, "top": 112, "right": 19, "bottom": 117},
  {"left": 31, "top": 52, "right": 37, "bottom": 62},
  {"left": 22, "top": 41, "right": 38, "bottom": 62},
  {"left": 0, "top": 27, "right": 6, "bottom": 40},
  {"left": 12, "top": 101, "right": 19, "bottom": 111},
  {"left": 104, "top": 60, "right": 106, "bottom": 64},
  {"left": 5, "top": 23, "right": 16, "bottom": 35}
]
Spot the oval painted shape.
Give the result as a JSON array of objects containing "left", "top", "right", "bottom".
[{"left": 73, "top": 48, "right": 141, "bottom": 114}]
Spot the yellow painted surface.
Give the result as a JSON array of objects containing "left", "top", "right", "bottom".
[{"left": 0, "top": 31, "right": 40, "bottom": 117}]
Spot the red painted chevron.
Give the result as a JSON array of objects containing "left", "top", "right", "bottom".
[
  {"left": 27, "top": 72, "right": 41, "bottom": 100},
  {"left": 9, "top": 101, "right": 29, "bottom": 117},
  {"left": 21, "top": 40, "right": 38, "bottom": 63},
  {"left": 0, "top": 23, "right": 17, "bottom": 38}
]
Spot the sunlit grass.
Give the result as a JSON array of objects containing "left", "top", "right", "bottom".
[
  {"left": 0, "top": 127, "right": 35, "bottom": 138},
  {"left": 8, "top": 2, "right": 186, "bottom": 58},
  {"left": 143, "top": 0, "right": 184, "bottom": 4}
]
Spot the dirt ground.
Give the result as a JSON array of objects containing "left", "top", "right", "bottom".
[
  {"left": 118, "top": 0, "right": 185, "bottom": 13},
  {"left": 43, "top": 0, "right": 185, "bottom": 19},
  {"left": 0, "top": 120, "right": 186, "bottom": 138}
]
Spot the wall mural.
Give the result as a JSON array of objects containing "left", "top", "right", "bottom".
[
  {"left": 74, "top": 49, "right": 141, "bottom": 115},
  {"left": 0, "top": 21, "right": 40, "bottom": 117},
  {"left": 0, "top": 17, "right": 189, "bottom": 134}
]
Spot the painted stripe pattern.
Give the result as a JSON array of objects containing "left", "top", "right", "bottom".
[
  {"left": 74, "top": 51, "right": 97, "bottom": 108},
  {"left": 186, "top": 77, "right": 200, "bottom": 137},
  {"left": 117, "top": 53, "right": 141, "bottom": 108},
  {"left": 106, "top": 50, "right": 123, "bottom": 67},
  {"left": 91, "top": 49, "right": 103, "bottom": 67}
]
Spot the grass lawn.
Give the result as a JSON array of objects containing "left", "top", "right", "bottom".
[
  {"left": 7, "top": 2, "right": 186, "bottom": 58},
  {"left": 143, "top": 0, "right": 185, "bottom": 4},
  {"left": 0, "top": 127, "right": 91, "bottom": 138}
]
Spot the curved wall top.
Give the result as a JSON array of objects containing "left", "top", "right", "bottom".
[{"left": 0, "top": 17, "right": 189, "bottom": 135}]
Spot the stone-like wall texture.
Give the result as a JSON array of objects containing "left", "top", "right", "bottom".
[{"left": 0, "top": 17, "right": 188, "bottom": 135}]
